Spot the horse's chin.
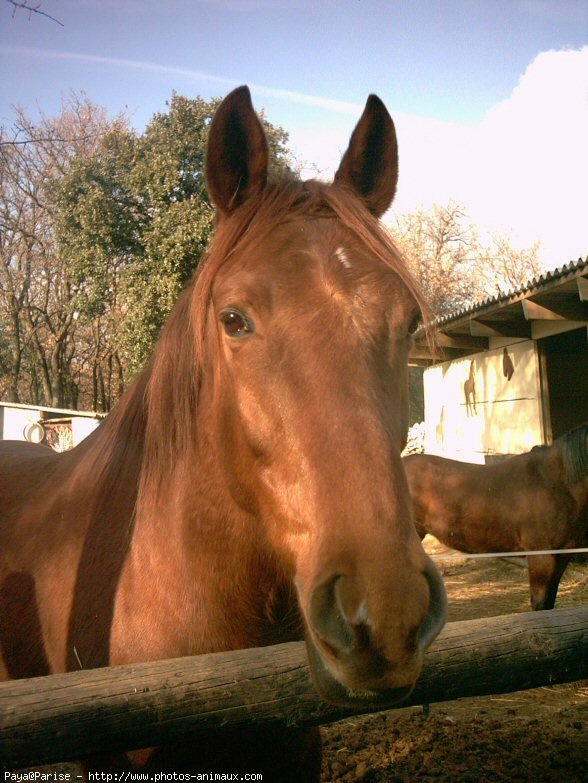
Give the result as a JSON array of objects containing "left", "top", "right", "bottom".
[{"left": 305, "top": 638, "right": 416, "bottom": 710}]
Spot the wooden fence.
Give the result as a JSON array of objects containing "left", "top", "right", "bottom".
[{"left": 1, "top": 605, "right": 587, "bottom": 770}]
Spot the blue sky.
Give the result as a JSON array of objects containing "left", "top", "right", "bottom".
[{"left": 1, "top": 0, "right": 587, "bottom": 265}]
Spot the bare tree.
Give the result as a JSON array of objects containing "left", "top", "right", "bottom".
[
  {"left": 390, "top": 202, "right": 546, "bottom": 319},
  {"left": 476, "top": 234, "right": 544, "bottom": 298},
  {"left": 0, "top": 95, "right": 123, "bottom": 406},
  {"left": 391, "top": 202, "right": 480, "bottom": 318}
]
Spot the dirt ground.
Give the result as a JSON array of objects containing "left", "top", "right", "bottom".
[{"left": 320, "top": 536, "right": 588, "bottom": 783}]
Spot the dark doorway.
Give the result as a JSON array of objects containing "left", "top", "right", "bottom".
[
  {"left": 540, "top": 327, "right": 588, "bottom": 439},
  {"left": 408, "top": 366, "right": 425, "bottom": 426}
]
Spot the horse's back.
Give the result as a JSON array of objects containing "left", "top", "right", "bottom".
[
  {"left": 404, "top": 452, "right": 534, "bottom": 492},
  {"left": 403, "top": 453, "right": 489, "bottom": 497},
  {"left": 0, "top": 439, "right": 61, "bottom": 498},
  {"left": 0, "top": 438, "right": 57, "bottom": 465},
  {"left": 403, "top": 450, "right": 579, "bottom": 552},
  {"left": 0, "top": 440, "right": 63, "bottom": 549}
]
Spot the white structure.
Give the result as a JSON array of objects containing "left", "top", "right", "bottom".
[{"left": 0, "top": 402, "right": 103, "bottom": 450}]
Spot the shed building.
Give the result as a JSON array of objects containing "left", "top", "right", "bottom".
[{"left": 410, "top": 257, "right": 588, "bottom": 463}]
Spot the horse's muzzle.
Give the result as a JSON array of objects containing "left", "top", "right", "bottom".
[
  {"left": 416, "top": 557, "right": 448, "bottom": 652},
  {"left": 304, "top": 555, "right": 447, "bottom": 708}
]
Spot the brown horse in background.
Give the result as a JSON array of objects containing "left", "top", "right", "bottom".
[
  {"left": 404, "top": 423, "right": 588, "bottom": 611},
  {"left": 0, "top": 87, "right": 446, "bottom": 780}
]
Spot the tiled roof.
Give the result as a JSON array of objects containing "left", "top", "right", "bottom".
[{"left": 432, "top": 255, "right": 588, "bottom": 328}]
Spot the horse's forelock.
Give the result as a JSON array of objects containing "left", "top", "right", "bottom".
[{"left": 319, "top": 186, "right": 427, "bottom": 318}]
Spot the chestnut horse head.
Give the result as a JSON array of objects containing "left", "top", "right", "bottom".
[
  {"left": 172, "top": 85, "right": 447, "bottom": 705},
  {"left": 0, "top": 86, "right": 446, "bottom": 773}
]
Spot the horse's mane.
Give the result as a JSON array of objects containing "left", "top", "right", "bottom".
[
  {"left": 89, "top": 177, "right": 424, "bottom": 498},
  {"left": 556, "top": 422, "right": 588, "bottom": 486},
  {"left": 70, "top": 367, "right": 148, "bottom": 516}
]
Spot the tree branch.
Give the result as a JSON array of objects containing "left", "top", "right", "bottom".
[
  {"left": 0, "top": 125, "right": 104, "bottom": 149},
  {"left": 6, "top": 0, "right": 64, "bottom": 26}
]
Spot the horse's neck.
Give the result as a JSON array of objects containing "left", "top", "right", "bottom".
[
  {"left": 570, "top": 471, "right": 588, "bottom": 512},
  {"left": 110, "top": 430, "right": 297, "bottom": 662},
  {"left": 559, "top": 431, "right": 588, "bottom": 497}
]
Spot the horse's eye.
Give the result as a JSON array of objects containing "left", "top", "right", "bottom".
[{"left": 220, "top": 310, "right": 253, "bottom": 337}]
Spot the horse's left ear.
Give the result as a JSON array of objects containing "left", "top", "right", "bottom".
[
  {"left": 206, "top": 85, "right": 269, "bottom": 217},
  {"left": 334, "top": 95, "right": 398, "bottom": 217}
]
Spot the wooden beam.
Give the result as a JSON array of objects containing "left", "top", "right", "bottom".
[
  {"left": 522, "top": 298, "right": 588, "bottom": 322},
  {"left": 433, "top": 333, "right": 489, "bottom": 351},
  {"left": 409, "top": 346, "right": 476, "bottom": 362},
  {"left": 470, "top": 319, "right": 532, "bottom": 338},
  {"left": 410, "top": 333, "right": 488, "bottom": 363},
  {"left": 576, "top": 276, "right": 588, "bottom": 302},
  {"left": 1, "top": 607, "right": 588, "bottom": 770},
  {"left": 408, "top": 358, "right": 434, "bottom": 368},
  {"left": 409, "top": 347, "right": 435, "bottom": 362}
]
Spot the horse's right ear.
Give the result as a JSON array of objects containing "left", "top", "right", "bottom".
[{"left": 206, "top": 86, "right": 269, "bottom": 218}]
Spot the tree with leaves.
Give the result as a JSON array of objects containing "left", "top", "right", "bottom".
[{"left": 57, "top": 92, "right": 292, "bottom": 383}]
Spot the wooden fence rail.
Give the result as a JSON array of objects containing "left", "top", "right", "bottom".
[{"left": 1, "top": 605, "right": 587, "bottom": 770}]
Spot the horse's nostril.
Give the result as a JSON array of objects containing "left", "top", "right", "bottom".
[
  {"left": 309, "top": 575, "right": 355, "bottom": 656},
  {"left": 417, "top": 558, "right": 448, "bottom": 652}
]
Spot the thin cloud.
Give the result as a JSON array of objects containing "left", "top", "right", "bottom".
[{"left": 1, "top": 46, "right": 363, "bottom": 115}]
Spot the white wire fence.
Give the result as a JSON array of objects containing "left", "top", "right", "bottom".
[{"left": 430, "top": 547, "right": 588, "bottom": 561}]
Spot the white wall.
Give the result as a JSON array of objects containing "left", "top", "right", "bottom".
[
  {"left": 423, "top": 340, "right": 544, "bottom": 461},
  {"left": 71, "top": 417, "right": 100, "bottom": 446},
  {"left": 2, "top": 406, "right": 46, "bottom": 441}
]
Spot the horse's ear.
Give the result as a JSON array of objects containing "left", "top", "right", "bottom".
[
  {"left": 334, "top": 95, "right": 398, "bottom": 217},
  {"left": 206, "top": 86, "right": 269, "bottom": 217}
]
